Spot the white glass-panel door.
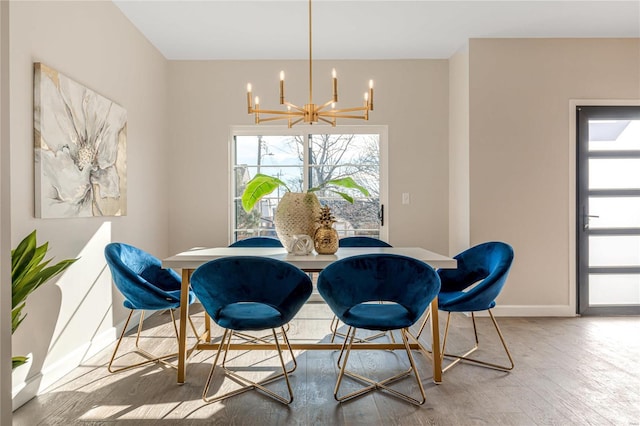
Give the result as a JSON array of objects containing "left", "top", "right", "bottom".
[{"left": 577, "top": 106, "right": 640, "bottom": 314}]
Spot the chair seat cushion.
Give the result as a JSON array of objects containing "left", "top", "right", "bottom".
[
  {"left": 343, "top": 302, "right": 413, "bottom": 331},
  {"left": 123, "top": 289, "right": 195, "bottom": 310},
  {"left": 216, "top": 302, "right": 284, "bottom": 331},
  {"left": 438, "top": 291, "right": 496, "bottom": 312}
]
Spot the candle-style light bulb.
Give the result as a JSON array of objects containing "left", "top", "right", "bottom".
[
  {"left": 255, "top": 96, "right": 260, "bottom": 106},
  {"left": 247, "top": 83, "right": 253, "bottom": 112},
  {"left": 279, "top": 71, "right": 285, "bottom": 104},
  {"left": 332, "top": 68, "right": 338, "bottom": 102},
  {"left": 368, "top": 79, "right": 374, "bottom": 110}
]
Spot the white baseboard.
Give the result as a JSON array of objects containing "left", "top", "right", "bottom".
[
  {"left": 12, "top": 311, "right": 141, "bottom": 411},
  {"left": 484, "top": 304, "right": 577, "bottom": 317}
]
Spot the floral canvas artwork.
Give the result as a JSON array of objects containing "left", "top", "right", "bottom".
[{"left": 34, "top": 63, "right": 127, "bottom": 218}]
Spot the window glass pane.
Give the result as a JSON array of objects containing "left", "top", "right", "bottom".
[
  {"left": 588, "top": 197, "right": 640, "bottom": 229},
  {"left": 589, "top": 235, "right": 640, "bottom": 267},
  {"left": 589, "top": 158, "right": 640, "bottom": 189},
  {"left": 235, "top": 135, "right": 301, "bottom": 167},
  {"left": 232, "top": 129, "right": 383, "bottom": 243},
  {"left": 234, "top": 198, "right": 279, "bottom": 239},
  {"left": 589, "top": 120, "right": 640, "bottom": 151},
  {"left": 589, "top": 274, "right": 640, "bottom": 305},
  {"left": 309, "top": 134, "right": 380, "bottom": 238}
]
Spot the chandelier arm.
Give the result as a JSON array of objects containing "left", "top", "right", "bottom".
[
  {"left": 318, "top": 116, "right": 336, "bottom": 126},
  {"left": 252, "top": 109, "right": 304, "bottom": 116},
  {"left": 283, "top": 101, "right": 305, "bottom": 113},
  {"left": 316, "top": 100, "right": 336, "bottom": 112},
  {"left": 320, "top": 113, "right": 369, "bottom": 120},
  {"left": 321, "top": 106, "right": 369, "bottom": 114},
  {"left": 290, "top": 117, "right": 305, "bottom": 127},
  {"left": 256, "top": 115, "right": 298, "bottom": 124}
]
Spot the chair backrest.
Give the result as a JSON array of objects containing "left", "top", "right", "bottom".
[
  {"left": 190, "top": 256, "right": 312, "bottom": 325},
  {"left": 438, "top": 241, "right": 514, "bottom": 311},
  {"left": 104, "top": 242, "right": 183, "bottom": 310},
  {"left": 338, "top": 236, "right": 392, "bottom": 248},
  {"left": 317, "top": 254, "right": 440, "bottom": 326},
  {"left": 229, "top": 237, "right": 283, "bottom": 247}
]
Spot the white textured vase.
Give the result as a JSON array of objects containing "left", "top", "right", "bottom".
[{"left": 274, "top": 192, "right": 322, "bottom": 253}]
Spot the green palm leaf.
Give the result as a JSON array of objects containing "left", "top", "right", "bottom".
[{"left": 241, "top": 173, "right": 290, "bottom": 212}]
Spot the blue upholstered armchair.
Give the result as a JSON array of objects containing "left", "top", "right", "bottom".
[
  {"left": 330, "top": 236, "right": 393, "bottom": 342},
  {"left": 317, "top": 253, "right": 440, "bottom": 405},
  {"left": 414, "top": 241, "right": 515, "bottom": 372},
  {"left": 229, "top": 236, "right": 283, "bottom": 248},
  {"left": 190, "top": 256, "right": 312, "bottom": 404},
  {"left": 104, "top": 242, "right": 199, "bottom": 373},
  {"left": 436, "top": 241, "right": 515, "bottom": 372}
]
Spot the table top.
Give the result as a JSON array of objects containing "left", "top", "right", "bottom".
[{"left": 162, "top": 246, "right": 457, "bottom": 270}]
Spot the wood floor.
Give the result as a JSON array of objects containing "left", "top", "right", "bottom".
[{"left": 13, "top": 303, "right": 640, "bottom": 425}]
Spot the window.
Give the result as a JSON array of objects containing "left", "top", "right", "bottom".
[{"left": 230, "top": 125, "right": 388, "bottom": 244}]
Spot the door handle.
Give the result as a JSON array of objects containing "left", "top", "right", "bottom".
[{"left": 583, "top": 214, "right": 599, "bottom": 230}]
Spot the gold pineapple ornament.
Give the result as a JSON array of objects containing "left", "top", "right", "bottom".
[{"left": 314, "top": 205, "right": 339, "bottom": 254}]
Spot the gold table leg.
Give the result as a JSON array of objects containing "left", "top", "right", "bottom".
[
  {"left": 177, "top": 268, "right": 191, "bottom": 384},
  {"left": 430, "top": 298, "right": 442, "bottom": 383}
]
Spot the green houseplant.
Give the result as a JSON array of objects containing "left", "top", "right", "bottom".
[
  {"left": 241, "top": 173, "right": 370, "bottom": 252},
  {"left": 11, "top": 230, "right": 78, "bottom": 369},
  {"left": 241, "top": 173, "right": 370, "bottom": 213}
]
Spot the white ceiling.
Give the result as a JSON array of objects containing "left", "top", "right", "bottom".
[{"left": 113, "top": 1, "right": 640, "bottom": 60}]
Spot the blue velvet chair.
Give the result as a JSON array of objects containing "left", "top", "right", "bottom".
[
  {"left": 190, "top": 256, "right": 312, "bottom": 404},
  {"left": 330, "top": 237, "right": 393, "bottom": 342},
  {"left": 317, "top": 254, "right": 440, "bottom": 405},
  {"left": 104, "top": 242, "right": 199, "bottom": 373},
  {"left": 338, "top": 236, "right": 392, "bottom": 248},
  {"left": 421, "top": 241, "right": 515, "bottom": 373},
  {"left": 229, "top": 237, "right": 284, "bottom": 343},
  {"left": 229, "top": 236, "right": 283, "bottom": 248}
]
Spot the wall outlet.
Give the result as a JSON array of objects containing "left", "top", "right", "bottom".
[{"left": 402, "top": 193, "right": 410, "bottom": 205}]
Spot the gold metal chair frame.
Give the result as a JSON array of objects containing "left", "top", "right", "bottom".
[
  {"left": 202, "top": 326, "right": 297, "bottom": 405},
  {"left": 333, "top": 326, "right": 427, "bottom": 405},
  {"left": 415, "top": 308, "right": 514, "bottom": 372},
  {"left": 108, "top": 309, "right": 200, "bottom": 373},
  {"left": 329, "top": 316, "right": 392, "bottom": 344}
]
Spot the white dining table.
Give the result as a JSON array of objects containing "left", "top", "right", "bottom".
[{"left": 162, "top": 246, "right": 457, "bottom": 384}]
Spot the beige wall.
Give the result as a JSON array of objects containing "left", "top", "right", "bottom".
[
  {"left": 167, "top": 59, "right": 450, "bottom": 255},
  {"left": 1, "top": 1, "right": 12, "bottom": 422},
  {"left": 469, "top": 38, "right": 640, "bottom": 315},
  {"left": 9, "top": 1, "right": 170, "bottom": 408},
  {"left": 448, "top": 48, "right": 470, "bottom": 256}
]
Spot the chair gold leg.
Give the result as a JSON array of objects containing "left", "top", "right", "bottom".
[
  {"left": 108, "top": 309, "right": 199, "bottom": 373},
  {"left": 333, "top": 327, "right": 428, "bottom": 405},
  {"left": 331, "top": 315, "right": 389, "bottom": 344},
  {"left": 441, "top": 310, "right": 514, "bottom": 372},
  {"left": 414, "top": 306, "right": 431, "bottom": 340},
  {"left": 202, "top": 326, "right": 297, "bottom": 404}
]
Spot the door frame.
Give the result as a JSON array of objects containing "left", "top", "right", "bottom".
[
  {"left": 569, "top": 100, "right": 640, "bottom": 316},
  {"left": 572, "top": 101, "right": 640, "bottom": 315}
]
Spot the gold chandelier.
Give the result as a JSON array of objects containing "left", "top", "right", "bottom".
[{"left": 246, "top": 0, "right": 374, "bottom": 127}]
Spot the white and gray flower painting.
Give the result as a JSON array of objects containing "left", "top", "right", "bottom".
[{"left": 34, "top": 63, "right": 127, "bottom": 218}]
